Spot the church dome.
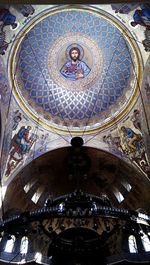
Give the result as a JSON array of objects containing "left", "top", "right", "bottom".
[{"left": 10, "top": 6, "right": 142, "bottom": 132}]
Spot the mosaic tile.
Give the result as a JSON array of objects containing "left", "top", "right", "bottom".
[{"left": 15, "top": 9, "right": 134, "bottom": 125}]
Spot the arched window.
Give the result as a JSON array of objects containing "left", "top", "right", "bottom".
[
  {"left": 31, "top": 187, "right": 44, "bottom": 204},
  {"left": 128, "top": 235, "right": 138, "bottom": 253},
  {"left": 4, "top": 235, "right": 15, "bottom": 253},
  {"left": 23, "top": 180, "right": 37, "bottom": 193},
  {"left": 141, "top": 232, "right": 150, "bottom": 252},
  {"left": 0, "top": 187, "right": 7, "bottom": 208},
  {"left": 121, "top": 181, "right": 132, "bottom": 192},
  {"left": 20, "top": 236, "right": 28, "bottom": 254},
  {"left": 35, "top": 252, "right": 42, "bottom": 263},
  {"left": 113, "top": 188, "right": 124, "bottom": 203}
]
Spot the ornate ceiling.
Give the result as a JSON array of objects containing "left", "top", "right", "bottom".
[
  {"left": 0, "top": 3, "right": 150, "bottom": 216},
  {"left": 11, "top": 6, "right": 142, "bottom": 131},
  {"left": 0, "top": 4, "right": 150, "bottom": 265},
  {"left": 4, "top": 146, "right": 150, "bottom": 213}
]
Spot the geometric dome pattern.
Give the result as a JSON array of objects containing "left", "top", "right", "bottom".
[{"left": 15, "top": 9, "right": 133, "bottom": 127}]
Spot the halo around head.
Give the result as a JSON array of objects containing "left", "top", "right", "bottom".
[{"left": 66, "top": 43, "right": 84, "bottom": 60}]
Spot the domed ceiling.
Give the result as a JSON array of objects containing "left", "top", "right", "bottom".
[
  {"left": 4, "top": 146, "right": 150, "bottom": 212},
  {"left": 10, "top": 6, "right": 142, "bottom": 133}
]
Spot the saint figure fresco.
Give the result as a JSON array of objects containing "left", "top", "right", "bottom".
[{"left": 60, "top": 46, "right": 91, "bottom": 81}]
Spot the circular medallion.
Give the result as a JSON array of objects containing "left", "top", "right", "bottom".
[{"left": 48, "top": 33, "right": 103, "bottom": 91}]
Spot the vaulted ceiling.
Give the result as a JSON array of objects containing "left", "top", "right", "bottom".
[{"left": 0, "top": 3, "right": 150, "bottom": 216}]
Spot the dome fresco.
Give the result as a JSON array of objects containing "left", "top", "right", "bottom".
[
  {"left": 0, "top": 4, "right": 150, "bottom": 264},
  {"left": 11, "top": 7, "right": 141, "bottom": 131}
]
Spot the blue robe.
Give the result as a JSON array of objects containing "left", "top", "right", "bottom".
[
  {"left": 0, "top": 9, "right": 16, "bottom": 26},
  {"left": 133, "top": 8, "right": 150, "bottom": 26}
]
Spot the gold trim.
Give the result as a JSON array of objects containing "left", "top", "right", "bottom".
[{"left": 9, "top": 5, "right": 142, "bottom": 135}]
